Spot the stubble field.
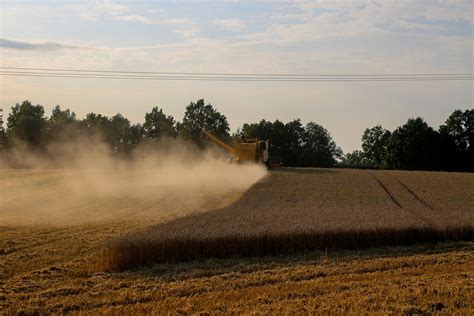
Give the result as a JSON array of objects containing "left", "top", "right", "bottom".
[{"left": 1, "top": 167, "right": 473, "bottom": 314}]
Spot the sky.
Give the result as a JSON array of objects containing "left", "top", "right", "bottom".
[{"left": 0, "top": 0, "right": 473, "bottom": 153}]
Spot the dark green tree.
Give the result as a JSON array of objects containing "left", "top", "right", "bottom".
[
  {"left": 385, "top": 117, "right": 441, "bottom": 170},
  {"left": 238, "top": 119, "right": 303, "bottom": 166},
  {"left": 439, "top": 109, "right": 473, "bottom": 151},
  {"left": 238, "top": 119, "right": 340, "bottom": 167},
  {"left": 302, "top": 122, "right": 342, "bottom": 167},
  {"left": 49, "top": 105, "right": 76, "bottom": 125},
  {"left": 177, "top": 99, "right": 230, "bottom": 146},
  {"left": 439, "top": 109, "right": 473, "bottom": 171},
  {"left": 82, "top": 113, "right": 110, "bottom": 133},
  {"left": 341, "top": 150, "right": 368, "bottom": 167},
  {"left": 128, "top": 123, "right": 144, "bottom": 148},
  {"left": 283, "top": 119, "right": 306, "bottom": 165},
  {"left": 239, "top": 120, "right": 274, "bottom": 140},
  {"left": 7, "top": 100, "right": 46, "bottom": 147},
  {"left": 108, "top": 114, "right": 131, "bottom": 154},
  {"left": 143, "top": 107, "right": 177, "bottom": 141},
  {"left": 81, "top": 113, "right": 141, "bottom": 154},
  {"left": 361, "top": 125, "right": 391, "bottom": 168},
  {"left": 81, "top": 112, "right": 110, "bottom": 144},
  {"left": 47, "top": 105, "right": 78, "bottom": 141}
]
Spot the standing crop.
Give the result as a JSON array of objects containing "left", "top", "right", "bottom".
[{"left": 103, "top": 169, "right": 474, "bottom": 270}]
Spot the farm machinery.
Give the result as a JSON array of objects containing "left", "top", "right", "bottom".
[{"left": 202, "top": 129, "right": 282, "bottom": 170}]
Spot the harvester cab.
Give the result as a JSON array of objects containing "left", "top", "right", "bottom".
[{"left": 202, "top": 129, "right": 282, "bottom": 170}]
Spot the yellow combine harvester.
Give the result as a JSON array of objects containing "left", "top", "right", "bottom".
[{"left": 202, "top": 129, "right": 282, "bottom": 169}]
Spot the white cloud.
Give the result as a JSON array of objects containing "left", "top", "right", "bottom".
[
  {"left": 395, "top": 20, "right": 446, "bottom": 32},
  {"left": 213, "top": 18, "right": 246, "bottom": 31},
  {"left": 160, "top": 18, "right": 194, "bottom": 26},
  {"left": 240, "top": 0, "right": 472, "bottom": 47},
  {"left": 159, "top": 18, "right": 198, "bottom": 38},
  {"left": 116, "top": 14, "right": 153, "bottom": 24},
  {"left": 175, "top": 28, "right": 200, "bottom": 38},
  {"left": 79, "top": 0, "right": 153, "bottom": 24},
  {"left": 422, "top": 0, "right": 474, "bottom": 24}
]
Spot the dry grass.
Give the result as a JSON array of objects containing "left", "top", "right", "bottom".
[
  {"left": 103, "top": 169, "right": 474, "bottom": 270},
  {"left": 2, "top": 236, "right": 473, "bottom": 315}
]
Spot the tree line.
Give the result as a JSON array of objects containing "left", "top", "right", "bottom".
[
  {"left": 343, "top": 110, "right": 473, "bottom": 172},
  {"left": 0, "top": 99, "right": 472, "bottom": 171}
]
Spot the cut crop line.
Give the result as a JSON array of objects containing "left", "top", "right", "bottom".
[
  {"left": 367, "top": 173, "right": 403, "bottom": 208},
  {"left": 393, "top": 177, "right": 435, "bottom": 211}
]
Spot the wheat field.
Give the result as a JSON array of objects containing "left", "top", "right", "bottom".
[
  {"left": 1, "top": 167, "right": 473, "bottom": 314},
  {"left": 104, "top": 168, "right": 474, "bottom": 269}
]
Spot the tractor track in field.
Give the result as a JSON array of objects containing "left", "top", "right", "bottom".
[
  {"left": 367, "top": 172, "right": 403, "bottom": 208},
  {"left": 392, "top": 177, "right": 435, "bottom": 211},
  {"left": 367, "top": 172, "right": 436, "bottom": 227}
]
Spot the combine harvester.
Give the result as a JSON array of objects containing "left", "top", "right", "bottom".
[{"left": 202, "top": 129, "right": 282, "bottom": 170}]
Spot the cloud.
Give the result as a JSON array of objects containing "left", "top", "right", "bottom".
[
  {"left": 394, "top": 20, "right": 446, "bottom": 32},
  {"left": 213, "top": 18, "right": 246, "bottom": 31},
  {"left": 159, "top": 18, "right": 198, "bottom": 38},
  {"left": 79, "top": 0, "right": 153, "bottom": 24},
  {"left": 175, "top": 28, "right": 200, "bottom": 38},
  {"left": 1, "top": 0, "right": 470, "bottom": 74},
  {"left": 160, "top": 18, "right": 194, "bottom": 26},
  {"left": 116, "top": 14, "right": 153, "bottom": 24},
  {"left": 240, "top": 0, "right": 472, "bottom": 46},
  {"left": 0, "top": 38, "right": 94, "bottom": 51}
]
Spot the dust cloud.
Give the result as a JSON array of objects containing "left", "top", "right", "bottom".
[{"left": 0, "top": 138, "right": 268, "bottom": 226}]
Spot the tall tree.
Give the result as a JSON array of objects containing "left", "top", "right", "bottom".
[
  {"left": 82, "top": 113, "right": 109, "bottom": 134},
  {"left": 238, "top": 119, "right": 302, "bottom": 166},
  {"left": 385, "top": 117, "right": 440, "bottom": 170},
  {"left": 81, "top": 112, "right": 110, "bottom": 144},
  {"left": 143, "top": 107, "right": 177, "bottom": 141},
  {"left": 49, "top": 105, "right": 76, "bottom": 125},
  {"left": 239, "top": 119, "right": 340, "bottom": 167},
  {"left": 7, "top": 100, "right": 46, "bottom": 147},
  {"left": 239, "top": 120, "right": 274, "bottom": 140},
  {"left": 178, "top": 99, "right": 230, "bottom": 146},
  {"left": 439, "top": 109, "right": 473, "bottom": 152},
  {"left": 439, "top": 109, "right": 474, "bottom": 171},
  {"left": 108, "top": 114, "right": 132, "bottom": 154},
  {"left": 302, "top": 122, "right": 342, "bottom": 167},
  {"left": 361, "top": 125, "right": 391, "bottom": 168},
  {"left": 47, "top": 105, "right": 78, "bottom": 141},
  {"left": 128, "top": 123, "right": 144, "bottom": 149}
]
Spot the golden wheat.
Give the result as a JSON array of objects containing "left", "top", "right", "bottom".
[{"left": 104, "top": 168, "right": 474, "bottom": 270}]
